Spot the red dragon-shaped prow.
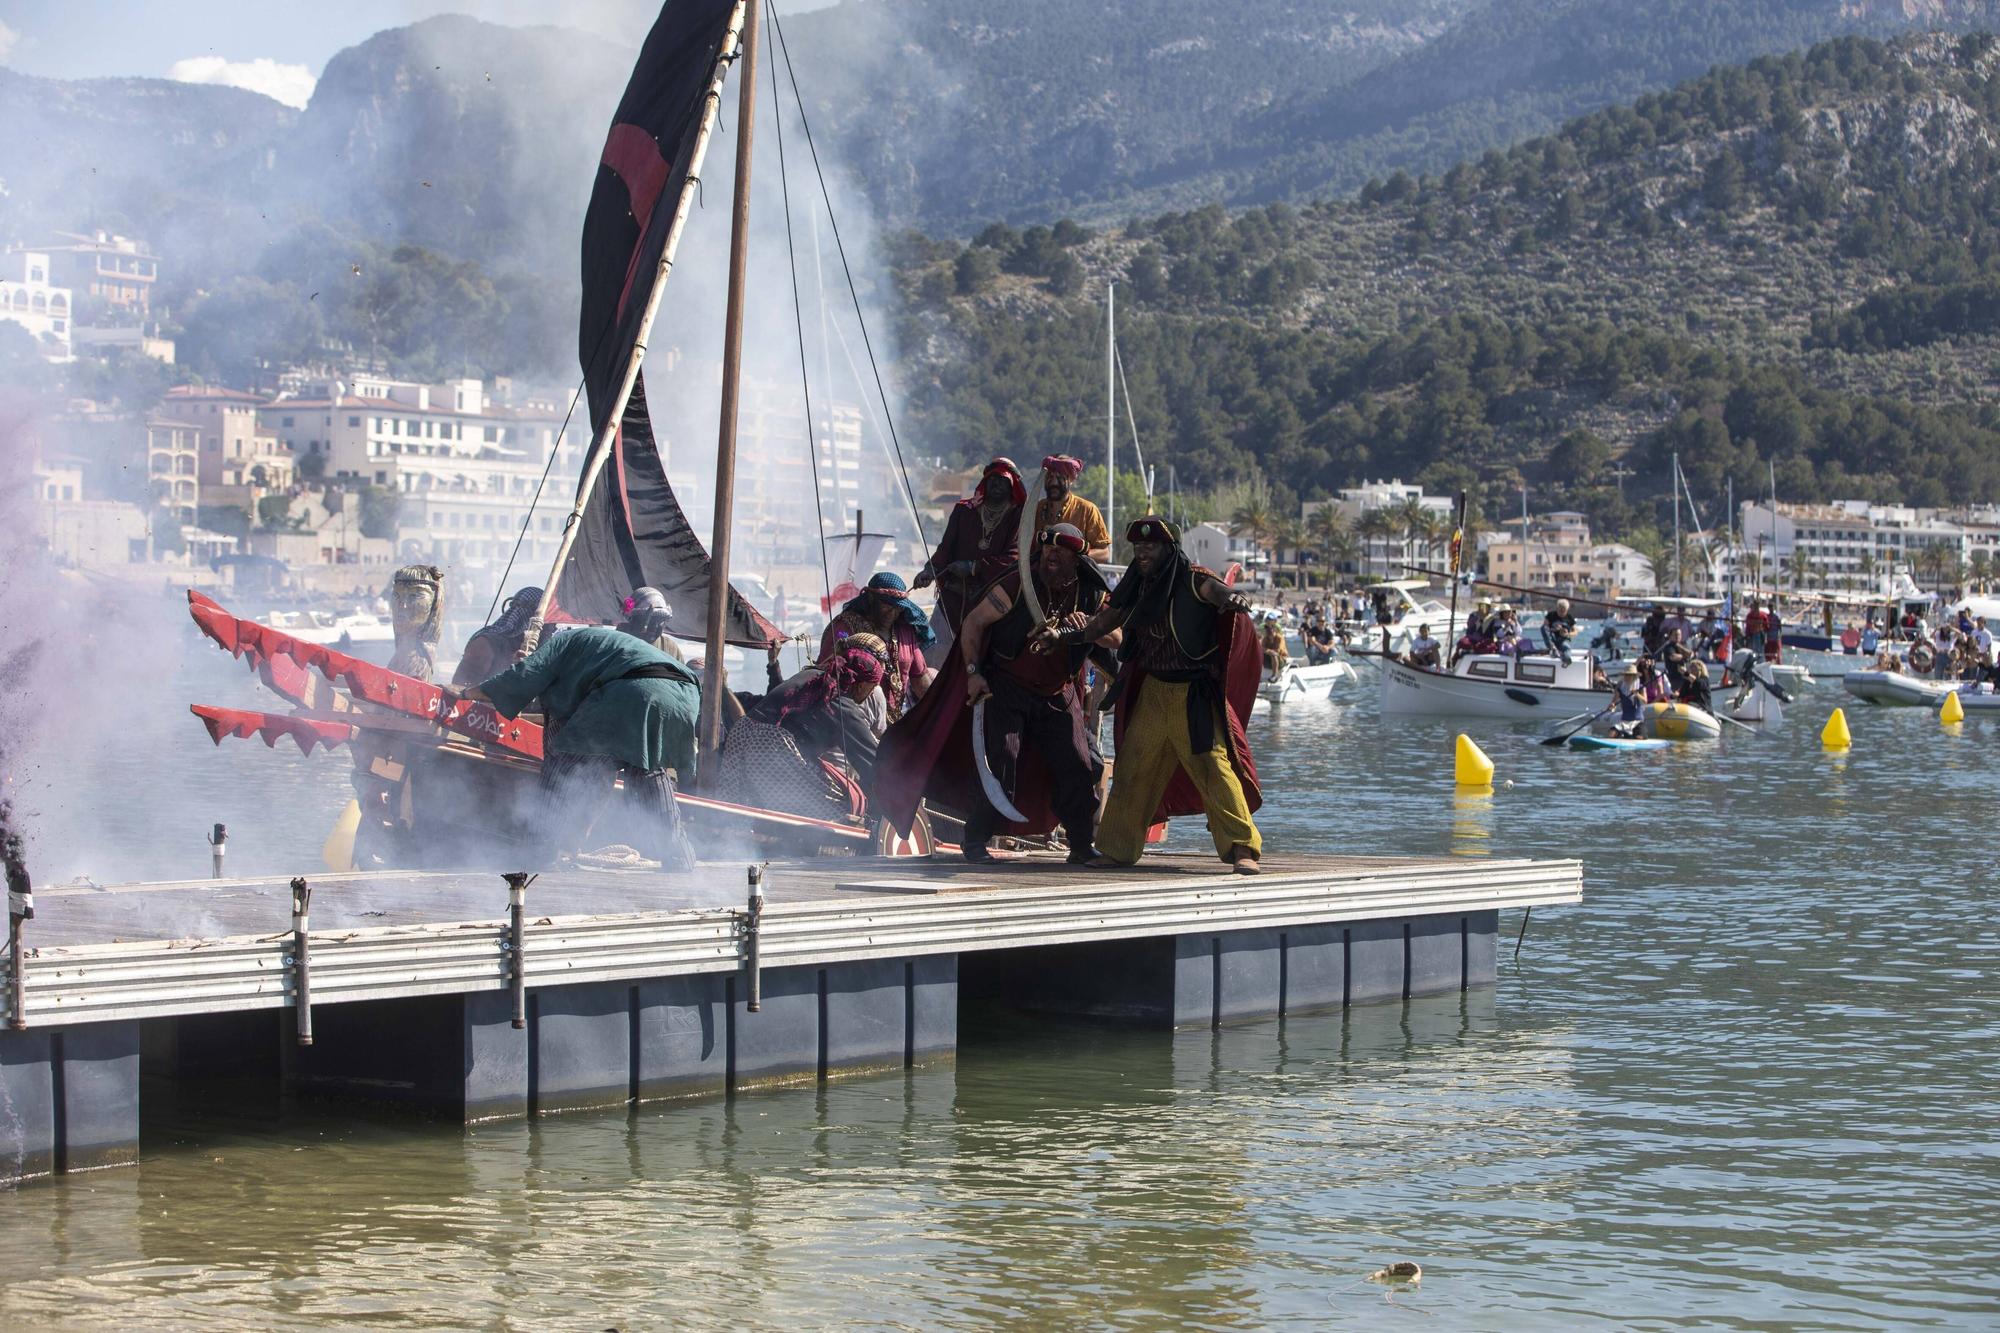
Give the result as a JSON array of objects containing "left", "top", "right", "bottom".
[
  {"left": 191, "top": 706, "right": 356, "bottom": 757},
  {"left": 185, "top": 590, "right": 545, "bottom": 761}
]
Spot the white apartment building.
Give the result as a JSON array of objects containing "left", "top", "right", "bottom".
[
  {"left": 1303, "top": 478, "right": 1455, "bottom": 579},
  {"left": 155, "top": 385, "right": 296, "bottom": 510},
  {"left": 1738, "top": 500, "right": 2000, "bottom": 591},
  {"left": 1184, "top": 521, "right": 1263, "bottom": 576},
  {"left": 145, "top": 415, "right": 200, "bottom": 526},
  {"left": 0, "top": 250, "right": 74, "bottom": 361},
  {"left": 1485, "top": 513, "right": 1655, "bottom": 597},
  {"left": 261, "top": 375, "right": 579, "bottom": 569}
]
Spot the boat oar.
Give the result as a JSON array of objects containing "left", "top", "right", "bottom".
[{"left": 1540, "top": 703, "right": 1615, "bottom": 746}]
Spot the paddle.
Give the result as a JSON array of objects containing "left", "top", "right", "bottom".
[{"left": 1541, "top": 703, "right": 1615, "bottom": 745}]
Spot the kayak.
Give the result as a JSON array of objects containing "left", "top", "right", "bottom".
[{"left": 1567, "top": 734, "right": 1670, "bottom": 751}]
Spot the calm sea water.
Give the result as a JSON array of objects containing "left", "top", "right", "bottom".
[{"left": 3, "top": 658, "right": 1997, "bottom": 1329}]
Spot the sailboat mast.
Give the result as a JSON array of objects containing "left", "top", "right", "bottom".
[
  {"left": 529, "top": 1, "right": 750, "bottom": 639},
  {"left": 1672, "top": 451, "right": 1682, "bottom": 597},
  {"left": 1105, "top": 282, "right": 1116, "bottom": 545},
  {"left": 699, "top": 0, "right": 762, "bottom": 774}
]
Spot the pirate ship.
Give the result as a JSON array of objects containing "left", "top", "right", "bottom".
[{"left": 185, "top": 0, "right": 937, "bottom": 866}]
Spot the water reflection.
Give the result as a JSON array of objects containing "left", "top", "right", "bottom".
[{"left": 5, "top": 682, "right": 1998, "bottom": 1327}]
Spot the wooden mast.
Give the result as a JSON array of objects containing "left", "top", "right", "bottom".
[
  {"left": 699, "top": 0, "right": 762, "bottom": 777},
  {"left": 526, "top": 1, "right": 751, "bottom": 644}
]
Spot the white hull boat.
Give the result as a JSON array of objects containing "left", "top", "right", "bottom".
[
  {"left": 1843, "top": 671, "right": 1958, "bottom": 706},
  {"left": 1258, "top": 659, "right": 1356, "bottom": 704},
  {"left": 1381, "top": 652, "right": 1604, "bottom": 720}
]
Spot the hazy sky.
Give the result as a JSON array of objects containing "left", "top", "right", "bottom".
[{"left": 0, "top": 0, "right": 835, "bottom": 106}]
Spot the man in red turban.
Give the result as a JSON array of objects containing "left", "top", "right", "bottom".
[
  {"left": 1033, "top": 455, "right": 1110, "bottom": 561},
  {"left": 914, "top": 457, "right": 1025, "bottom": 635}
]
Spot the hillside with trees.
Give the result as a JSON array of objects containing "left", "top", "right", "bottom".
[{"left": 892, "top": 33, "right": 2000, "bottom": 537}]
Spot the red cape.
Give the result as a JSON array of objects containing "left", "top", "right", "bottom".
[
  {"left": 1112, "top": 609, "right": 1262, "bottom": 821},
  {"left": 874, "top": 647, "right": 1083, "bottom": 838}
]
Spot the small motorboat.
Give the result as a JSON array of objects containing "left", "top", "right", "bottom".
[
  {"left": 1258, "top": 657, "right": 1356, "bottom": 704},
  {"left": 1843, "top": 671, "right": 1960, "bottom": 706}
]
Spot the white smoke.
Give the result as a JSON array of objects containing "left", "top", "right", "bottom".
[
  {"left": 166, "top": 55, "right": 317, "bottom": 109},
  {"left": 0, "top": 20, "right": 20, "bottom": 64}
]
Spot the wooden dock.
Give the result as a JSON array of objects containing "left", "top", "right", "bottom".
[{"left": 0, "top": 852, "right": 1581, "bottom": 1186}]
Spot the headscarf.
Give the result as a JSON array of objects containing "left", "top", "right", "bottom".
[
  {"left": 841, "top": 631, "right": 891, "bottom": 672},
  {"left": 620, "top": 586, "right": 673, "bottom": 643},
  {"left": 837, "top": 571, "right": 936, "bottom": 648},
  {"left": 1038, "top": 522, "right": 1088, "bottom": 555},
  {"left": 1107, "top": 515, "right": 1190, "bottom": 632},
  {"left": 776, "top": 647, "right": 884, "bottom": 725},
  {"left": 970, "top": 456, "right": 1026, "bottom": 507},
  {"left": 487, "top": 586, "right": 543, "bottom": 639},
  {"left": 1041, "top": 454, "right": 1083, "bottom": 482}
]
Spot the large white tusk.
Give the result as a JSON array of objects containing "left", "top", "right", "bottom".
[
  {"left": 971, "top": 699, "right": 1028, "bottom": 823},
  {"left": 1016, "top": 467, "right": 1046, "bottom": 628}
]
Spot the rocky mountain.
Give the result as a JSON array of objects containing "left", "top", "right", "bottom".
[{"left": 0, "top": 70, "right": 294, "bottom": 278}]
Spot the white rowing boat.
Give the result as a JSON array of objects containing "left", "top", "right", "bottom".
[{"left": 1257, "top": 658, "right": 1356, "bottom": 704}]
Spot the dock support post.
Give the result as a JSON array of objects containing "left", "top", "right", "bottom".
[
  {"left": 6, "top": 826, "right": 32, "bottom": 1031},
  {"left": 503, "top": 872, "right": 532, "bottom": 1030},
  {"left": 207, "top": 822, "right": 227, "bottom": 879},
  {"left": 7, "top": 879, "right": 29, "bottom": 1032},
  {"left": 744, "top": 865, "right": 765, "bottom": 1013},
  {"left": 289, "top": 876, "right": 313, "bottom": 1046}
]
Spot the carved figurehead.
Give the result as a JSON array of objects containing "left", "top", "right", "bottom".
[{"left": 387, "top": 564, "right": 444, "bottom": 682}]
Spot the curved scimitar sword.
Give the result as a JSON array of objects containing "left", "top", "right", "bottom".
[{"left": 971, "top": 700, "right": 1028, "bottom": 824}]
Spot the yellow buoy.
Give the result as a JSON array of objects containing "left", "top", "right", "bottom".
[
  {"left": 1454, "top": 733, "right": 1495, "bottom": 787},
  {"left": 322, "top": 798, "right": 362, "bottom": 872},
  {"left": 1941, "top": 691, "right": 1965, "bottom": 725},
  {"left": 1821, "top": 707, "right": 1852, "bottom": 750}
]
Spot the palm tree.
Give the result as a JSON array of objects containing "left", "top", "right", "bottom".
[
  {"left": 1785, "top": 546, "right": 1814, "bottom": 592},
  {"left": 1393, "top": 496, "right": 1431, "bottom": 576},
  {"left": 1273, "top": 517, "right": 1307, "bottom": 588},
  {"left": 1855, "top": 548, "right": 1878, "bottom": 595},
  {"left": 1307, "top": 505, "right": 1353, "bottom": 585},
  {"left": 1969, "top": 551, "right": 1992, "bottom": 594},
  {"left": 1356, "top": 509, "right": 1399, "bottom": 580},
  {"left": 1322, "top": 528, "right": 1360, "bottom": 586},
  {"left": 1914, "top": 543, "right": 1947, "bottom": 591},
  {"left": 1229, "top": 495, "right": 1276, "bottom": 581},
  {"left": 1415, "top": 510, "right": 1451, "bottom": 574}
]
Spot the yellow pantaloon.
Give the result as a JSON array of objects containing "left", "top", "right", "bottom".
[{"left": 1096, "top": 676, "right": 1261, "bottom": 864}]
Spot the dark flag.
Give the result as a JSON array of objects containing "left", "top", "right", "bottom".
[{"left": 564, "top": 0, "right": 777, "bottom": 646}]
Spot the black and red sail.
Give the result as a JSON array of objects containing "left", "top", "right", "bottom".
[{"left": 565, "top": 0, "right": 777, "bottom": 646}]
